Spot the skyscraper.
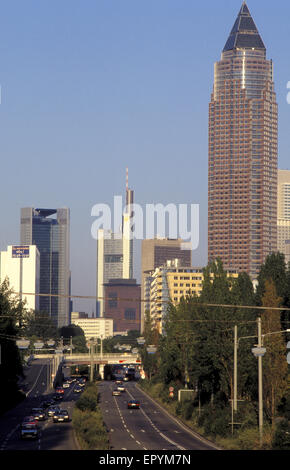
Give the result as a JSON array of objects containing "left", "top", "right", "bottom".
[
  {"left": 20, "top": 208, "right": 70, "bottom": 327},
  {"left": 208, "top": 2, "right": 278, "bottom": 279},
  {"left": 278, "top": 170, "right": 290, "bottom": 264},
  {"left": 96, "top": 171, "right": 134, "bottom": 317}
]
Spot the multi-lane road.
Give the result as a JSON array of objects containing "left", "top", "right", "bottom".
[
  {"left": 98, "top": 381, "right": 218, "bottom": 451},
  {"left": 0, "top": 359, "right": 219, "bottom": 451},
  {"left": 0, "top": 358, "right": 79, "bottom": 451}
]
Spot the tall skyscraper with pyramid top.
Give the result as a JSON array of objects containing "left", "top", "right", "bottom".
[{"left": 208, "top": 2, "right": 278, "bottom": 279}]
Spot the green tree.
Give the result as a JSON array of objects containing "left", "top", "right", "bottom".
[
  {"left": 0, "top": 280, "right": 26, "bottom": 413},
  {"left": 261, "top": 280, "right": 288, "bottom": 428},
  {"left": 22, "top": 310, "right": 59, "bottom": 345},
  {"left": 60, "top": 324, "right": 88, "bottom": 353}
]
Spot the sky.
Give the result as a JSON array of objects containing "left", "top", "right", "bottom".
[{"left": 0, "top": 0, "right": 289, "bottom": 314}]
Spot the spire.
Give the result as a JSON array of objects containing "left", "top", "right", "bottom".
[{"left": 223, "top": 2, "right": 266, "bottom": 52}]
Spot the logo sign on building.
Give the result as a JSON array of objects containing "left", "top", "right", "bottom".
[{"left": 12, "top": 246, "right": 30, "bottom": 258}]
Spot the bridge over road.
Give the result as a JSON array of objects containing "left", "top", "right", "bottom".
[{"left": 35, "top": 353, "right": 141, "bottom": 380}]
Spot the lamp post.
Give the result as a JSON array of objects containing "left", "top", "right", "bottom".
[
  {"left": 251, "top": 320, "right": 290, "bottom": 447},
  {"left": 233, "top": 320, "right": 290, "bottom": 445}
]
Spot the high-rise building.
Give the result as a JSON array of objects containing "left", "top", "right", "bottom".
[
  {"left": 278, "top": 170, "right": 290, "bottom": 264},
  {"left": 0, "top": 245, "right": 40, "bottom": 311},
  {"left": 20, "top": 208, "right": 70, "bottom": 327},
  {"left": 97, "top": 171, "right": 134, "bottom": 317},
  {"left": 208, "top": 2, "right": 278, "bottom": 279},
  {"left": 104, "top": 279, "right": 141, "bottom": 334},
  {"left": 141, "top": 238, "right": 192, "bottom": 331},
  {"left": 147, "top": 260, "right": 238, "bottom": 334}
]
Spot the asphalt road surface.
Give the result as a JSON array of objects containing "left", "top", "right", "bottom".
[
  {"left": 98, "top": 380, "right": 218, "bottom": 451},
  {"left": 0, "top": 359, "right": 79, "bottom": 451}
]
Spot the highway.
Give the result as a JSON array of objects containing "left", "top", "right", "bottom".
[
  {"left": 0, "top": 359, "right": 79, "bottom": 451},
  {"left": 0, "top": 360, "right": 218, "bottom": 451},
  {"left": 98, "top": 380, "right": 218, "bottom": 451}
]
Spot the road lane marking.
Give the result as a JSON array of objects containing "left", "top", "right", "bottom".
[{"left": 125, "top": 387, "right": 185, "bottom": 451}]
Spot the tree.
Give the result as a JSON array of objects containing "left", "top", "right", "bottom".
[
  {"left": 0, "top": 280, "right": 26, "bottom": 412},
  {"left": 22, "top": 310, "right": 59, "bottom": 345},
  {"left": 256, "top": 253, "right": 288, "bottom": 303},
  {"left": 60, "top": 324, "right": 88, "bottom": 353},
  {"left": 261, "top": 280, "right": 288, "bottom": 428}
]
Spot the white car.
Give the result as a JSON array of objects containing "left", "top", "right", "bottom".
[{"left": 63, "top": 382, "right": 70, "bottom": 388}]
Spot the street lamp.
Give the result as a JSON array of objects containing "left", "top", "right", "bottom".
[{"left": 234, "top": 320, "right": 290, "bottom": 446}]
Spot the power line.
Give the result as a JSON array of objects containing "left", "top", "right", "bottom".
[{"left": 8, "top": 290, "right": 290, "bottom": 313}]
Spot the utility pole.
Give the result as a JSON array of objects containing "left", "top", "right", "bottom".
[
  {"left": 257, "top": 316, "right": 263, "bottom": 446},
  {"left": 234, "top": 325, "right": 238, "bottom": 412}
]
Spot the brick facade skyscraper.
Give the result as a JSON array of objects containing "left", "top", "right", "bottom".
[{"left": 208, "top": 2, "right": 278, "bottom": 279}]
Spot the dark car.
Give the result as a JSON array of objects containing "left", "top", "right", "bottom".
[
  {"left": 22, "top": 416, "right": 38, "bottom": 426},
  {"left": 53, "top": 409, "right": 70, "bottom": 423},
  {"left": 20, "top": 423, "right": 39, "bottom": 440},
  {"left": 55, "top": 387, "right": 64, "bottom": 394},
  {"left": 74, "top": 386, "right": 82, "bottom": 393},
  {"left": 47, "top": 405, "right": 61, "bottom": 417},
  {"left": 127, "top": 400, "right": 140, "bottom": 409},
  {"left": 31, "top": 408, "right": 46, "bottom": 421},
  {"left": 53, "top": 393, "right": 63, "bottom": 401}
]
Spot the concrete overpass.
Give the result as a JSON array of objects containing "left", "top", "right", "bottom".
[{"left": 35, "top": 352, "right": 141, "bottom": 380}]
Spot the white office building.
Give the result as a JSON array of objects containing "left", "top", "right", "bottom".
[
  {"left": 0, "top": 245, "right": 40, "bottom": 311},
  {"left": 71, "top": 316, "right": 113, "bottom": 341}
]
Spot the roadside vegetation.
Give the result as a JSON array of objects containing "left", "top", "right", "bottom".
[
  {"left": 72, "top": 382, "right": 110, "bottom": 450},
  {"left": 139, "top": 253, "right": 290, "bottom": 450}
]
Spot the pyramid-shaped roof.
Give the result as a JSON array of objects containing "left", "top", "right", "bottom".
[{"left": 223, "top": 2, "right": 266, "bottom": 52}]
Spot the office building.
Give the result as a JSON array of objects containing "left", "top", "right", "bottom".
[
  {"left": 141, "top": 238, "right": 192, "bottom": 331},
  {"left": 104, "top": 279, "right": 141, "bottom": 333},
  {"left": 208, "top": 2, "right": 278, "bottom": 279},
  {"left": 278, "top": 170, "right": 290, "bottom": 264},
  {"left": 20, "top": 207, "right": 70, "bottom": 328},
  {"left": 71, "top": 316, "right": 113, "bottom": 341},
  {"left": 0, "top": 245, "right": 40, "bottom": 311},
  {"left": 147, "top": 260, "right": 238, "bottom": 334}
]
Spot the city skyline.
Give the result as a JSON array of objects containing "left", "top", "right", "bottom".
[{"left": 1, "top": 0, "right": 290, "bottom": 314}]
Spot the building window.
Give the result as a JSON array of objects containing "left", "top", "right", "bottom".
[
  {"left": 124, "top": 309, "right": 136, "bottom": 320},
  {"left": 109, "top": 293, "right": 118, "bottom": 308}
]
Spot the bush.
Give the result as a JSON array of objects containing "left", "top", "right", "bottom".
[
  {"left": 198, "top": 404, "right": 231, "bottom": 438},
  {"left": 72, "top": 384, "right": 109, "bottom": 450},
  {"left": 175, "top": 400, "right": 194, "bottom": 420},
  {"left": 272, "top": 419, "right": 290, "bottom": 450}
]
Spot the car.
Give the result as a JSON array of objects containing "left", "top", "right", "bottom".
[
  {"left": 53, "top": 409, "right": 70, "bottom": 423},
  {"left": 115, "top": 380, "right": 123, "bottom": 385},
  {"left": 47, "top": 406, "right": 61, "bottom": 417},
  {"left": 63, "top": 382, "right": 70, "bottom": 388},
  {"left": 20, "top": 423, "right": 39, "bottom": 440},
  {"left": 112, "top": 389, "right": 121, "bottom": 396},
  {"left": 123, "top": 376, "right": 129, "bottom": 382},
  {"left": 40, "top": 400, "right": 52, "bottom": 409},
  {"left": 53, "top": 393, "right": 63, "bottom": 401},
  {"left": 31, "top": 408, "right": 46, "bottom": 421},
  {"left": 55, "top": 387, "right": 64, "bottom": 394},
  {"left": 22, "top": 416, "right": 38, "bottom": 426},
  {"left": 127, "top": 400, "right": 140, "bottom": 409},
  {"left": 117, "top": 385, "right": 125, "bottom": 392},
  {"left": 74, "top": 386, "right": 82, "bottom": 393}
]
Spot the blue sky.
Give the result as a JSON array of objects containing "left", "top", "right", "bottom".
[{"left": 0, "top": 0, "right": 289, "bottom": 313}]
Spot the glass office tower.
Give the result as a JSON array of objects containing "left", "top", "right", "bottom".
[
  {"left": 20, "top": 208, "right": 70, "bottom": 327},
  {"left": 208, "top": 2, "right": 278, "bottom": 279}
]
